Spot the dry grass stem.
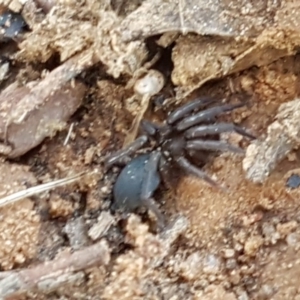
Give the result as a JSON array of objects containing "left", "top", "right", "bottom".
[{"left": 0, "top": 172, "right": 86, "bottom": 208}]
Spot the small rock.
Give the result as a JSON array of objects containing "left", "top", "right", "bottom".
[
  {"left": 234, "top": 242, "right": 244, "bottom": 252},
  {"left": 244, "top": 236, "right": 263, "bottom": 257},
  {"left": 262, "top": 222, "right": 280, "bottom": 245},
  {"left": 203, "top": 254, "right": 222, "bottom": 275},
  {"left": 180, "top": 252, "right": 203, "bottom": 280},
  {"left": 49, "top": 194, "right": 75, "bottom": 218},
  {"left": 276, "top": 221, "right": 298, "bottom": 237},
  {"left": 286, "top": 174, "right": 300, "bottom": 189},
  {"left": 63, "top": 217, "right": 89, "bottom": 249},
  {"left": 229, "top": 270, "right": 241, "bottom": 285},
  {"left": 242, "top": 212, "right": 263, "bottom": 226},
  {"left": 225, "top": 258, "right": 238, "bottom": 270},
  {"left": 237, "top": 291, "right": 249, "bottom": 300},
  {"left": 221, "top": 248, "right": 235, "bottom": 258},
  {"left": 88, "top": 211, "right": 116, "bottom": 241},
  {"left": 286, "top": 232, "right": 300, "bottom": 248},
  {"left": 256, "top": 284, "right": 275, "bottom": 299},
  {"left": 84, "top": 146, "right": 96, "bottom": 164}
]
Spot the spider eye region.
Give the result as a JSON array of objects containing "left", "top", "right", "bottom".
[{"left": 163, "top": 135, "right": 186, "bottom": 158}]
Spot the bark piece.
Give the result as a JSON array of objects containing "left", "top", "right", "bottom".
[{"left": 243, "top": 98, "right": 300, "bottom": 183}]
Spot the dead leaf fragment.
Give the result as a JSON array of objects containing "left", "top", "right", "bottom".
[
  {"left": 0, "top": 75, "right": 86, "bottom": 158},
  {"left": 119, "top": 0, "right": 300, "bottom": 95},
  {"left": 119, "top": 0, "right": 280, "bottom": 41}
]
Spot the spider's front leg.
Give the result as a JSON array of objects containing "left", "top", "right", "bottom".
[
  {"left": 140, "top": 151, "right": 165, "bottom": 229},
  {"left": 167, "top": 97, "right": 217, "bottom": 125},
  {"left": 105, "top": 135, "right": 148, "bottom": 168},
  {"left": 176, "top": 102, "right": 245, "bottom": 131}
]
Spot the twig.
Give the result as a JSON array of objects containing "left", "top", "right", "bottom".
[{"left": 0, "top": 239, "right": 110, "bottom": 298}]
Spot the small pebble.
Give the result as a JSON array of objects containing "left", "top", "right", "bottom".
[
  {"left": 286, "top": 174, "right": 300, "bottom": 189},
  {"left": 203, "top": 254, "right": 221, "bottom": 275},
  {"left": 63, "top": 217, "right": 89, "bottom": 249},
  {"left": 88, "top": 211, "right": 115, "bottom": 241},
  {"left": 229, "top": 270, "right": 241, "bottom": 285},
  {"left": 237, "top": 291, "right": 249, "bottom": 300},
  {"left": 262, "top": 222, "right": 280, "bottom": 245},
  {"left": 221, "top": 248, "right": 235, "bottom": 258},
  {"left": 244, "top": 236, "right": 263, "bottom": 257},
  {"left": 276, "top": 221, "right": 298, "bottom": 237},
  {"left": 225, "top": 258, "right": 238, "bottom": 270},
  {"left": 257, "top": 284, "right": 275, "bottom": 298},
  {"left": 286, "top": 232, "right": 300, "bottom": 247}
]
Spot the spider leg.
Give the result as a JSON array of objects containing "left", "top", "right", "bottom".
[
  {"left": 186, "top": 140, "right": 244, "bottom": 154},
  {"left": 176, "top": 156, "right": 225, "bottom": 190},
  {"left": 140, "top": 151, "right": 165, "bottom": 228},
  {"left": 141, "top": 120, "right": 160, "bottom": 136},
  {"left": 176, "top": 102, "right": 245, "bottom": 131},
  {"left": 105, "top": 135, "right": 148, "bottom": 168},
  {"left": 167, "top": 97, "right": 218, "bottom": 125},
  {"left": 185, "top": 123, "right": 256, "bottom": 139},
  {"left": 140, "top": 120, "right": 172, "bottom": 139}
]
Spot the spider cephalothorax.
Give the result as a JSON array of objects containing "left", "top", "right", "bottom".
[{"left": 106, "top": 97, "right": 255, "bottom": 228}]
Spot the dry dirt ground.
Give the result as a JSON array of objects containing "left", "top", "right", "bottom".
[{"left": 1, "top": 1, "right": 300, "bottom": 300}]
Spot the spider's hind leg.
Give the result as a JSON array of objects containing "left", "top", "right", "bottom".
[
  {"left": 185, "top": 123, "right": 256, "bottom": 140},
  {"left": 186, "top": 140, "right": 245, "bottom": 154},
  {"left": 141, "top": 120, "right": 162, "bottom": 136},
  {"left": 176, "top": 156, "right": 226, "bottom": 191}
]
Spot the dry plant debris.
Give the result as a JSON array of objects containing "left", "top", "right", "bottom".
[
  {"left": 0, "top": 78, "right": 86, "bottom": 158},
  {"left": 120, "top": 0, "right": 280, "bottom": 40},
  {"left": 0, "top": 47, "right": 96, "bottom": 159},
  {"left": 243, "top": 98, "right": 300, "bottom": 183},
  {"left": 19, "top": 3, "right": 96, "bottom": 62},
  {"left": 88, "top": 211, "right": 116, "bottom": 241},
  {"left": 119, "top": 0, "right": 300, "bottom": 95},
  {"left": 18, "top": 3, "right": 148, "bottom": 78},
  {"left": 0, "top": 239, "right": 110, "bottom": 297},
  {"left": 0, "top": 171, "right": 85, "bottom": 207},
  {"left": 0, "top": 46, "right": 97, "bottom": 158}
]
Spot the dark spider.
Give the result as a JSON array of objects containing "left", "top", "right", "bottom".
[{"left": 105, "top": 97, "right": 255, "bottom": 228}]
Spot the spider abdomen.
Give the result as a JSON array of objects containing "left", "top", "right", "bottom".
[{"left": 113, "top": 154, "right": 160, "bottom": 212}]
